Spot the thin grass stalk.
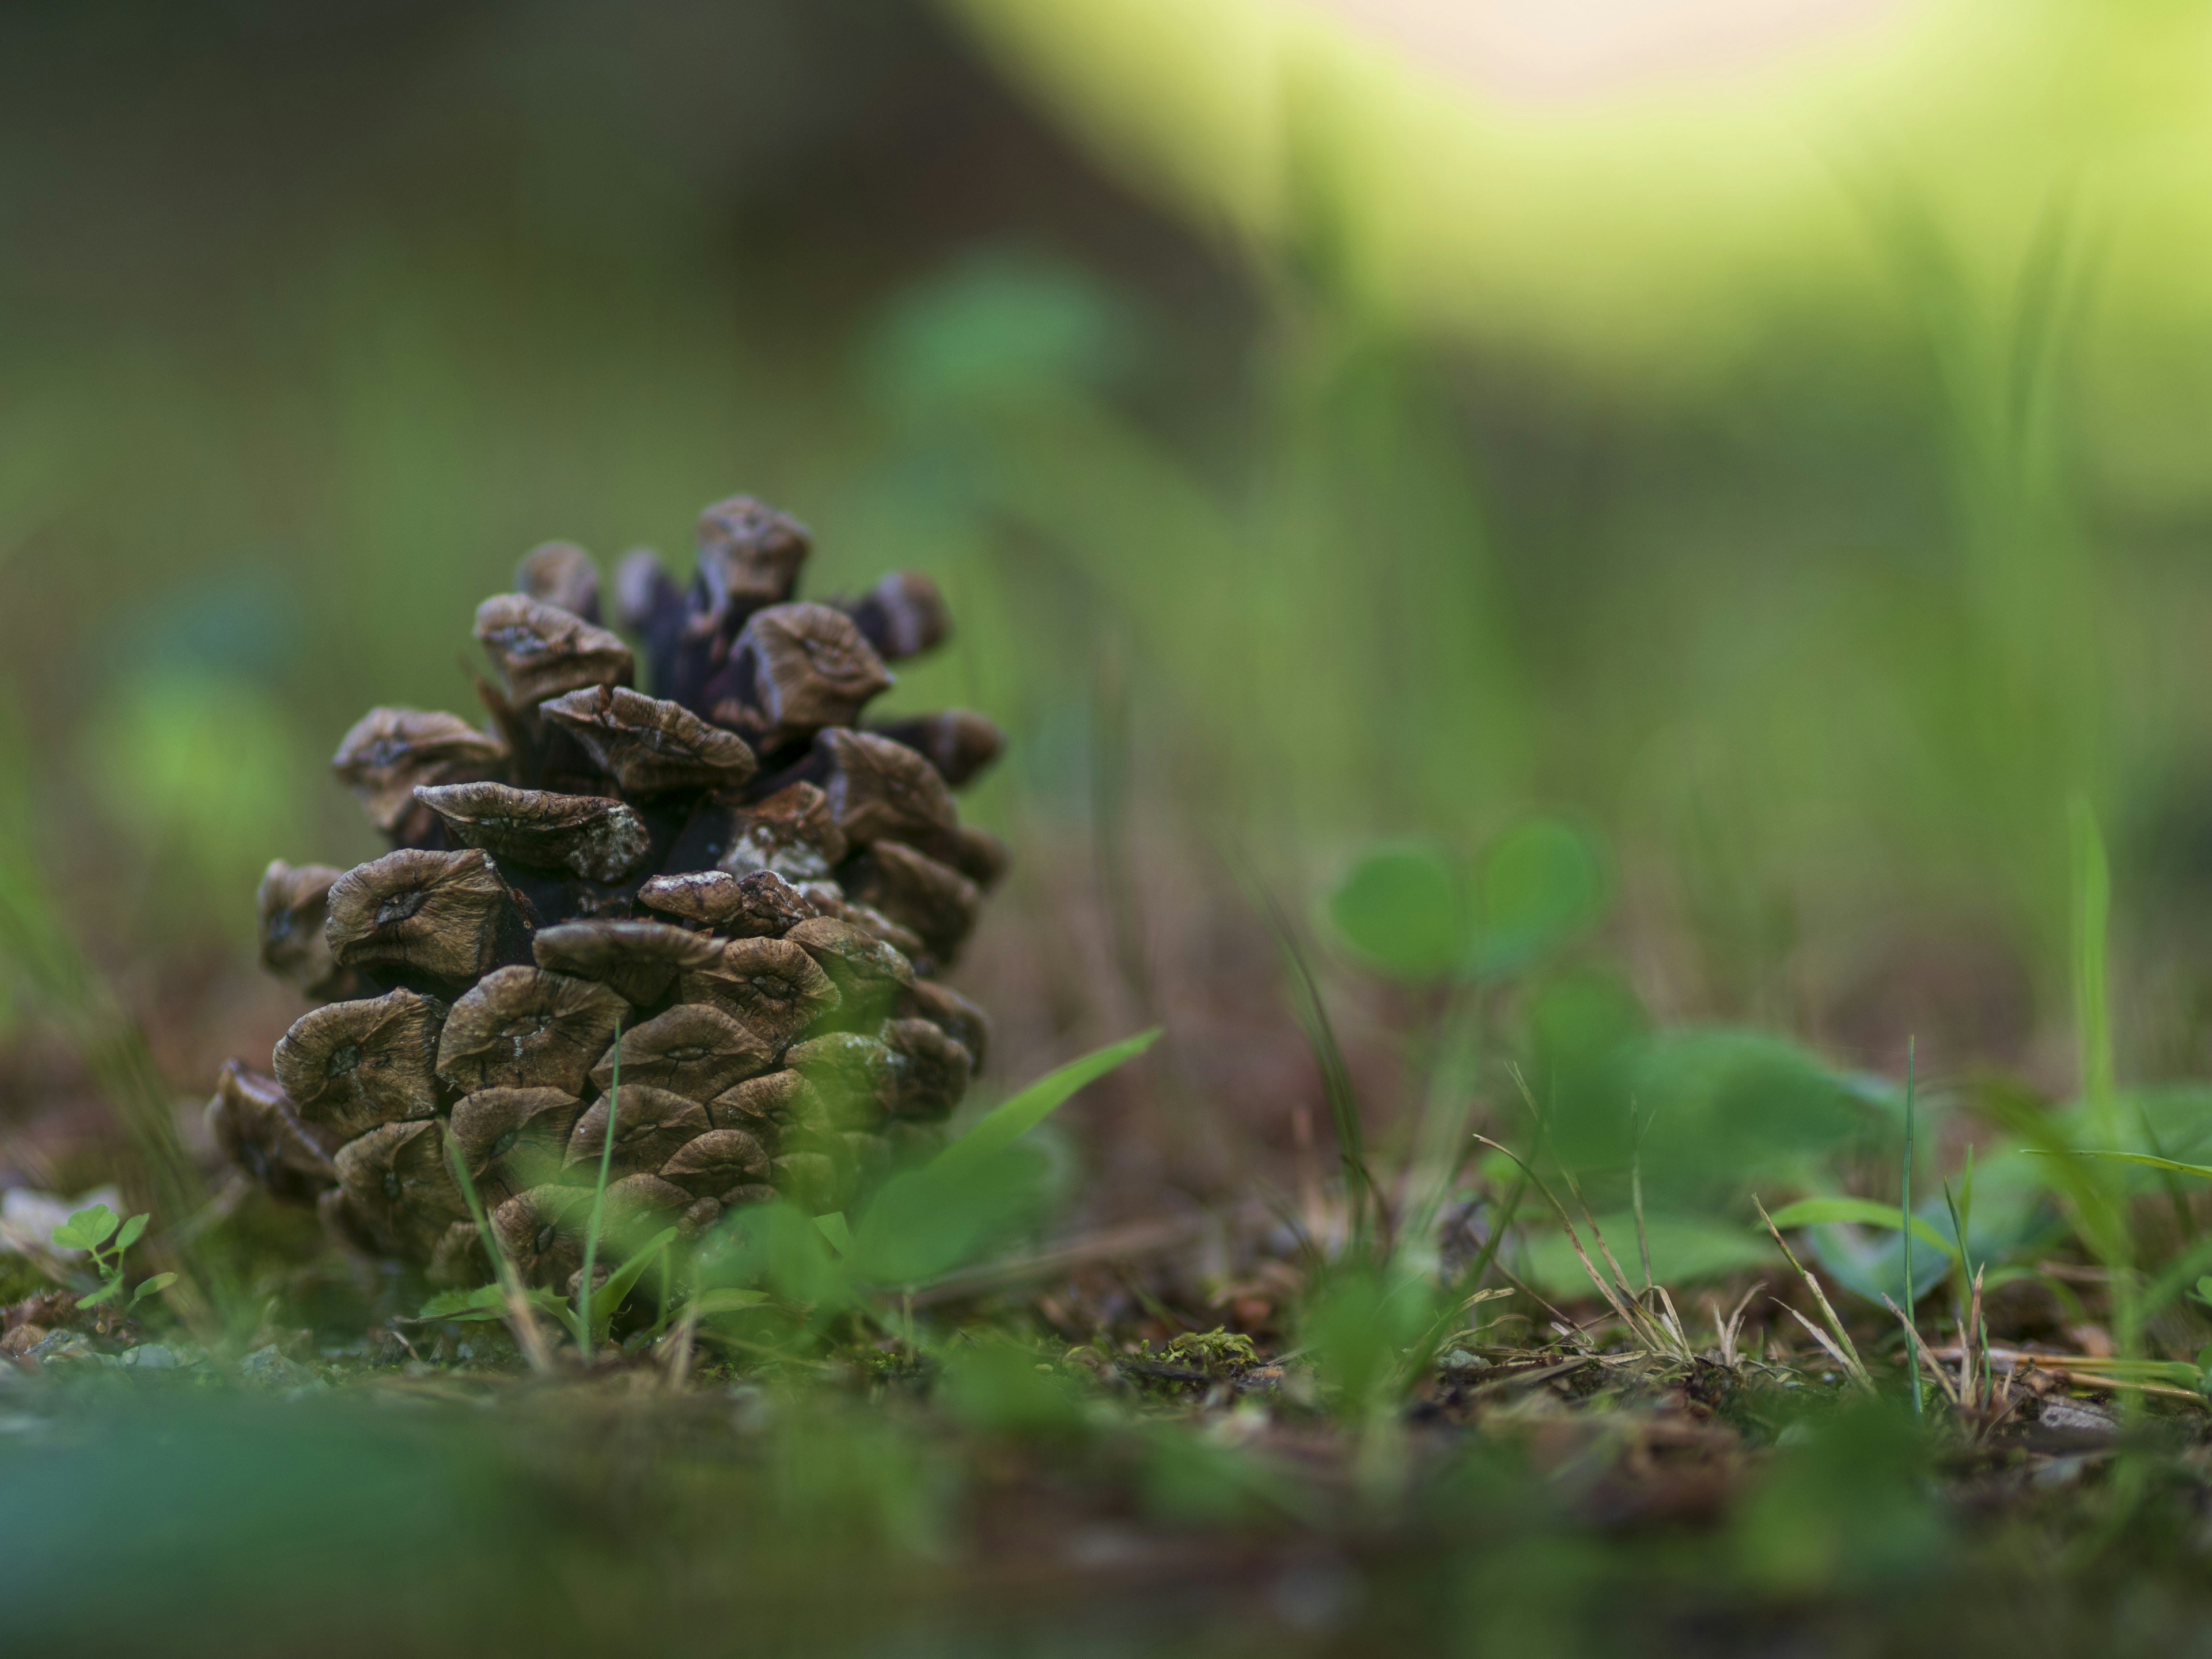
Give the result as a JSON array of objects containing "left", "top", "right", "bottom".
[
  {"left": 1247, "top": 870, "right": 1377, "bottom": 1255},
  {"left": 1709, "top": 1281, "right": 1762, "bottom": 1368},
  {"left": 1555, "top": 1156, "right": 1639, "bottom": 1308},
  {"left": 1902, "top": 1037, "right": 1923, "bottom": 1416},
  {"left": 1778, "top": 1304, "right": 1863, "bottom": 1382},
  {"left": 1630, "top": 1097, "right": 1654, "bottom": 1295},
  {"left": 659, "top": 1296, "right": 703, "bottom": 1393},
  {"left": 0, "top": 865, "right": 209, "bottom": 1255},
  {"left": 1982, "top": 1302, "right": 1996, "bottom": 1406},
  {"left": 1505, "top": 1066, "right": 1686, "bottom": 1357},
  {"left": 1461, "top": 1171, "right": 1529, "bottom": 1294},
  {"left": 1883, "top": 1293, "right": 1959, "bottom": 1408},
  {"left": 441, "top": 1127, "right": 554, "bottom": 1374},
  {"left": 2138, "top": 1106, "right": 2198, "bottom": 1245},
  {"left": 1755, "top": 1196, "right": 1875, "bottom": 1393},
  {"left": 576, "top": 1016, "right": 623, "bottom": 1357},
  {"left": 2071, "top": 802, "right": 2146, "bottom": 1384},
  {"left": 1397, "top": 982, "right": 1484, "bottom": 1271},
  {"left": 1472, "top": 1134, "right": 1676, "bottom": 1357},
  {"left": 1506, "top": 1066, "right": 1638, "bottom": 1303},
  {"left": 1652, "top": 1283, "right": 1692, "bottom": 1358}
]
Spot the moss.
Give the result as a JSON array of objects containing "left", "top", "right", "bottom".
[{"left": 0, "top": 1255, "right": 58, "bottom": 1308}]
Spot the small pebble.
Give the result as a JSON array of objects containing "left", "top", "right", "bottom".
[
  {"left": 237, "top": 1344, "right": 317, "bottom": 1390},
  {"left": 2038, "top": 1400, "right": 2117, "bottom": 1437},
  {"left": 120, "top": 1343, "right": 180, "bottom": 1371},
  {"left": 25, "top": 1331, "right": 94, "bottom": 1366}
]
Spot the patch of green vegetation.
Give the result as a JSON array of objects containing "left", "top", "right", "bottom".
[{"left": 1160, "top": 1327, "right": 1258, "bottom": 1373}]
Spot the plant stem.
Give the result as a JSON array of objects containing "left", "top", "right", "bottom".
[{"left": 577, "top": 1017, "right": 623, "bottom": 1358}]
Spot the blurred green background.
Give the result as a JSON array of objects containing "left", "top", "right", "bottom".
[
  {"left": 7, "top": 0, "right": 2212, "bottom": 1104},
  {"left": 12, "top": 9, "right": 2212, "bottom": 1651}
]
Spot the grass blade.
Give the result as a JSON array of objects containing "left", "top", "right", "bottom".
[
  {"left": 1755, "top": 1196, "right": 1874, "bottom": 1393},
  {"left": 1766, "top": 1196, "right": 1958, "bottom": 1259},
  {"left": 441, "top": 1126, "right": 556, "bottom": 1370},
  {"left": 1902, "top": 1037, "right": 1922, "bottom": 1417},
  {"left": 576, "top": 1017, "right": 623, "bottom": 1359},
  {"left": 1244, "top": 868, "right": 1376, "bottom": 1253},
  {"left": 2042, "top": 1149, "right": 2212, "bottom": 1182},
  {"left": 934, "top": 1028, "right": 1160, "bottom": 1175},
  {"left": 1472, "top": 1134, "right": 1673, "bottom": 1355},
  {"left": 1630, "top": 1097, "right": 1654, "bottom": 1295},
  {"left": 590, "top": 1228, "right": 680, "bottom": 1347}
]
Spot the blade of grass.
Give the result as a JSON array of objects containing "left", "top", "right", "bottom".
[
  {"left": 1629, "top": 1096, "right": 1654, "bottom": 1296},
  {"left": 2067, "top": 800, "right": 2142, "bottom": 1366},
  {"left": 934, "top": 1028, "right": 1161, "bottom": 1175},
  {"left": 1509, "top": 1063, "right": 1643, "bottom": 1310},
  {"left": 2036, "top": 1149, "right": 2212, "bottom": 1181},
  {"left": 588, "top": 1227, "right": 679, "bottom": 1348},
  {"left": 1472, "top": 1134, "right": 1676, "bottom": 1357},
  {"left": 1882, "top": 1292, "right": 1959, "bottom": 1409},
  {"left": 2137, "top": 1105, "right": 2198, "bottom": 1244},
  {"left": 441, "top": 1126, "right": 556, "bottom": 1371},
  {"left": 1755, "top": 1195, "right": 1874, "bottom": 1393},
  {"left": 1902, "top": 1036, "right": 1922, "bottom": 1417},
  {"left": 0, "top": 722, "right": 213, "bottom": 1302},
  {"left": 1766, "top": 1196, "right": 1958, "bottom": 1259},
  {"left": 1247, "top": 870, "right": 1376, "bottom": 1255},
  {"left": 2072, "top": 798, "right": 2116, "bottom": 1143},
  {"left": 1460, "top": 1169, "right": 1529, "bottom": 1294},
  {"left": 1778, "top": 1302, "right": 1865, "bottom": 1384},
  {"left": 1399, "top": 983, "right": 1486, "bottom": 1273},
  {"left": 576, "top": 1016, "right": 623, "bottom": 1359}
]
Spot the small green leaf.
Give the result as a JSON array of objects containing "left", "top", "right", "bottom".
[
  {"left": 54, "top": 1203, "right": 119, "bottom": 1251},
  {"left": 420, "top": 1285, "right": 510, "bottom": 1321},
  {"left": 1473, "top": 817, "right": 1608, "bottom": 976},
  {"left": 690, "top": 1288, "right": 770, "bottom": 1319},
  {"left": 2195, "top": 1277, "right": 2212, "bottom": 1310},
  {"left": 130, "top": 1272, "right": 177, "bottom": 1307},
  {"left": 935, "top": 1029, "right": 1161, "bottom": 1176},
  {"left": 74, "top": 1277, "right": 124, "bottom": 1309},
  {"left": 693, "top": 1200, "right": 855, "bottom": 1315},
  {"left": 1327, "top": 842, "right": 1467, "bottom": 981},
  {"left": 1767, "top": 1196, "right": 1957, "bottom": 1259},
  {"left": 115, "top": 1213, "right": 149, "bottom": 1252},
  {"left": 812, "top": 1212, "right": 853, "bottom": 1256},
  {"left": 588, "top": 1228, "right": 680, "bottom": 1341},
  {"left": 848, "top": 1149, "right": 1048, "bottom": 1288}
]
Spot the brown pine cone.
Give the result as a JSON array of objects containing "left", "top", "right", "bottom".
[{"left": 210, "top": 494, "right": 1003, "bottom": 1285}]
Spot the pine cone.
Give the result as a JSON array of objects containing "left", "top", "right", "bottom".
[{"left": 210, "top": 494, "right": 1003, "bottom": 1285}]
